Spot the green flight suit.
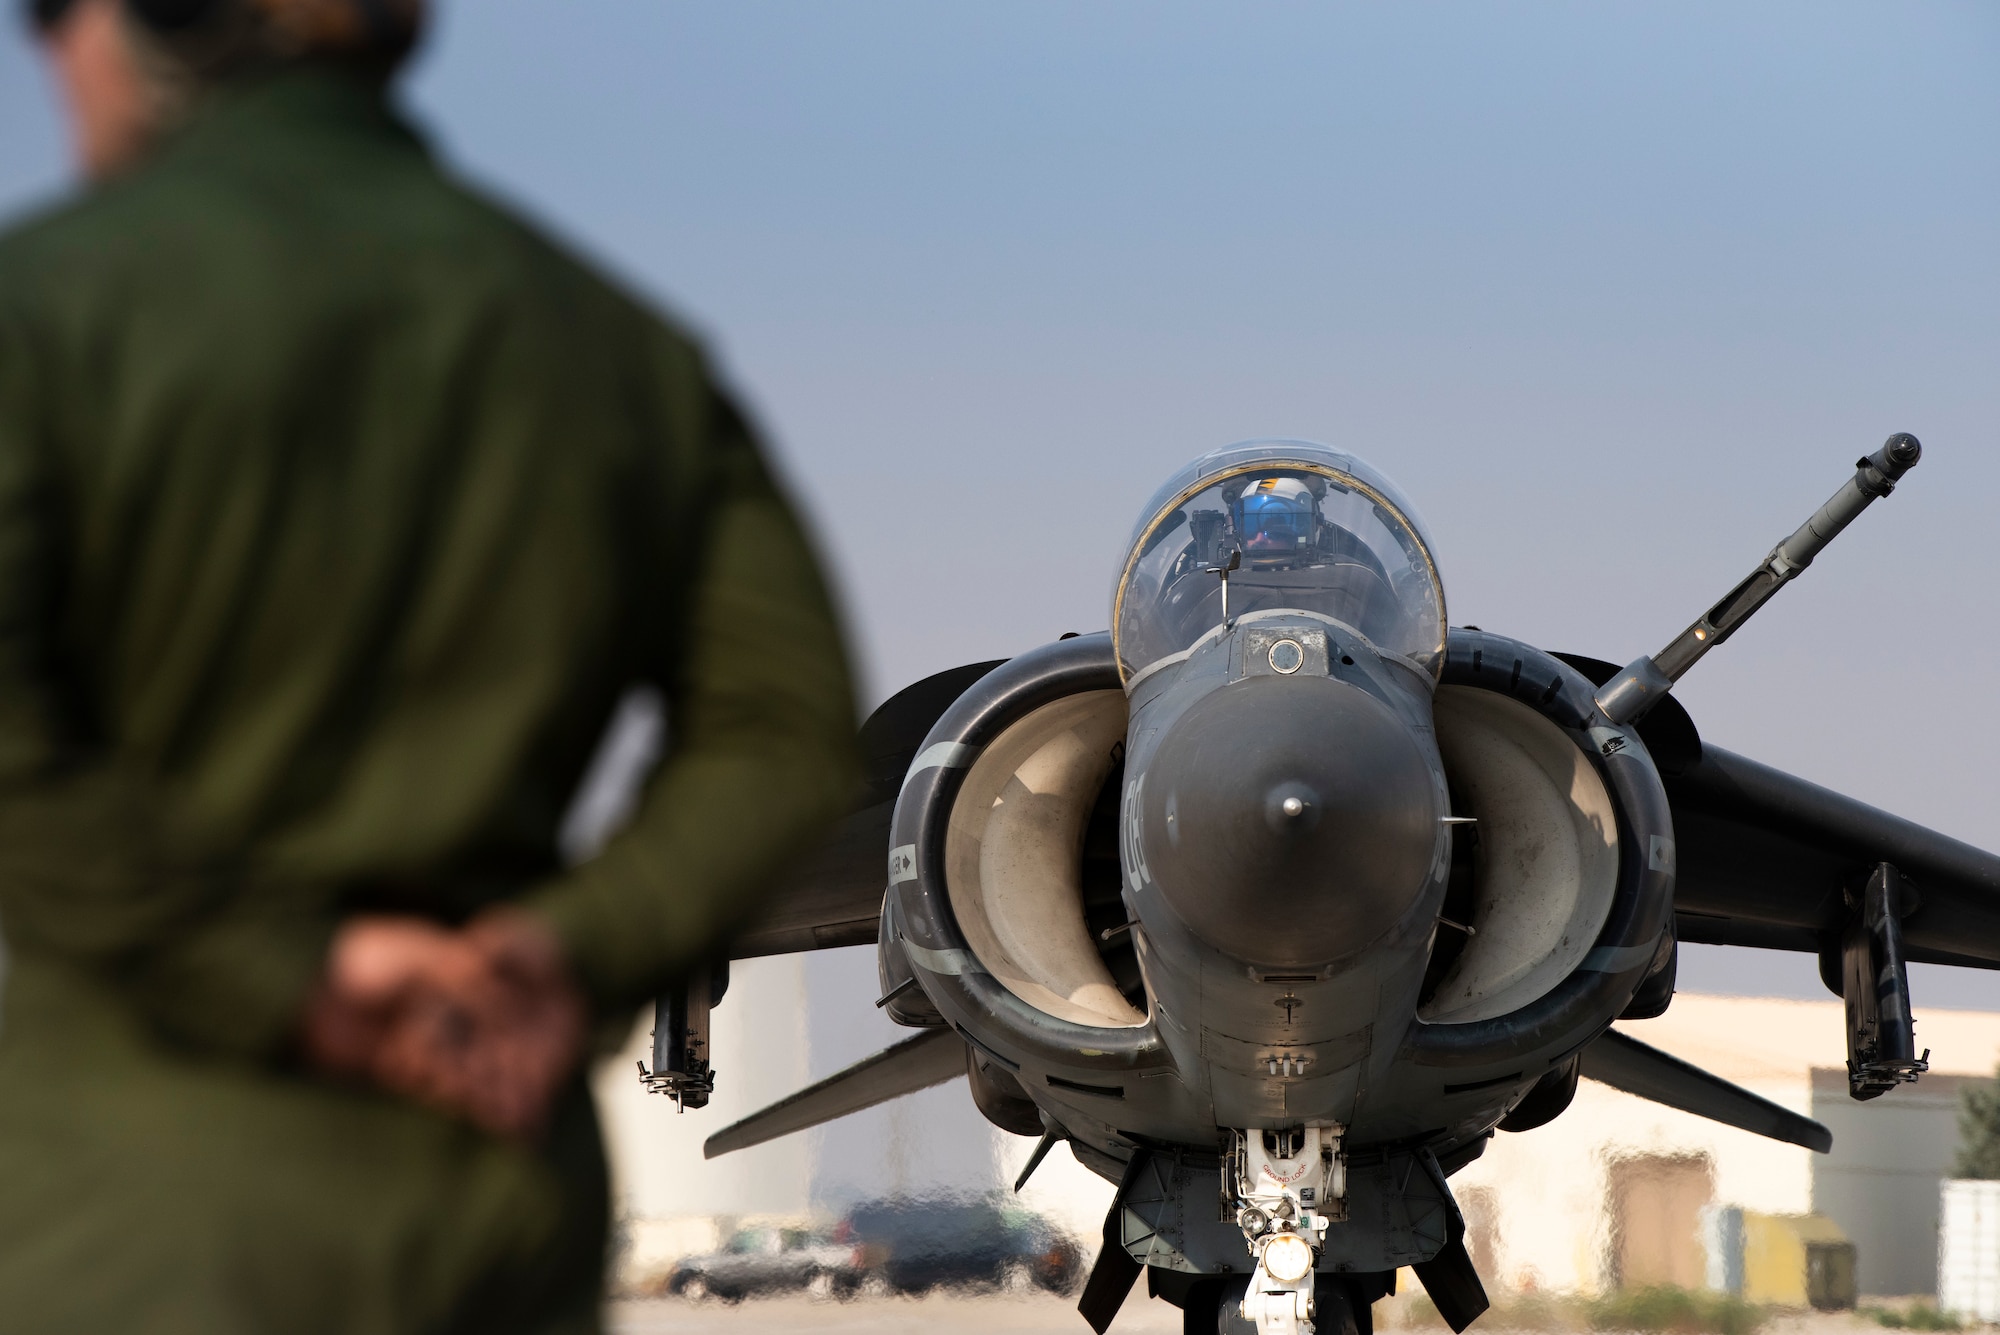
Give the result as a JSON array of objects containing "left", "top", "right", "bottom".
[{"left": 0, "top": 68, "right": 859, "bottom": 1334}]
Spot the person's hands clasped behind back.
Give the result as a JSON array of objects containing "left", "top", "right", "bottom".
[{"left": 301, "top": 911, "right": 587, "bottom": 1141}]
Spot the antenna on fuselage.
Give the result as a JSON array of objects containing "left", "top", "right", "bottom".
[{"left": 1207, "top": 547, "right": 1242, "bottom": 630}]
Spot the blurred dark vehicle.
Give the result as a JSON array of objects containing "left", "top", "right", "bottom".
[
  {"left": 836, "top": 1194, "right": 1084, "bottom": 1296},
  {"left": 665, "top": 1223, "right": 856, "bottom": 1302}
]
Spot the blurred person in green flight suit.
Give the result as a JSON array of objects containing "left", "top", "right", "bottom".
[{"left": 0, "top": 1, "right": 861, "bottom": 1331}]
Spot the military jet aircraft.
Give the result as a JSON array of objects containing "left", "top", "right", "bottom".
[{"left": 644, "top": 434, "right": 1998, "bottom": 1335}]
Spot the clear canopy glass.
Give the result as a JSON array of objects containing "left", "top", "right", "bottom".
[{"left": 1113, "top": 441, "right": 1447, "bottom": 685}]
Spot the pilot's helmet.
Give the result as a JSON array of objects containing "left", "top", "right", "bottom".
[{"left": 1238, "top": 477, "right": 1316, "bottom": 561}]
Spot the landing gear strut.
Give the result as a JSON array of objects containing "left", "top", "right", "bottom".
[
  {"left": 1182, "top": 1276, "right": 1369, "bottom": 1335},
  {"left": 1223, "top": 1126, "right": 1346, "bottom": 1335}
]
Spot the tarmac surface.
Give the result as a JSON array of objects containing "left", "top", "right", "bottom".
[
  {"left": 609, "top": 1290, "right": 1182, "bottom": 1333},
  {"left": 608, "top": 1294, "right": 1923, "bottom": 1335}
]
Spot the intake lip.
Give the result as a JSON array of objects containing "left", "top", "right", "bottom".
[{"left": 1139, "top": 672, "right": 1441, "bottom": 969}]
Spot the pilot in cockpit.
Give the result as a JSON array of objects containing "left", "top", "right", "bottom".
[
  {"left": 1236, "top": 477, "right": 1318, "bottom": 566},
  {"left": 1121, "top": 455, "right": 1446, "bottom": 682}
]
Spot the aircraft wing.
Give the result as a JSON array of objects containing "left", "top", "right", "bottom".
[
  {"left": 1554, "top": 653, "right": 2000, "bottom": 975},
  {"left": 724, "top": 801, "right": 893, "bottom": 957},
  {"left": 727, "top": 658, "right": 1007, "bottom": 960},
  {"left": 1668, "top": 745, "right": 2000, "bottom": 970}
]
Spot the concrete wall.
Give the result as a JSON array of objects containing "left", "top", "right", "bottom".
[
  {"left": 591, "top": 954, "right": 814, "bottom": 1226},
  {"left": 1813, "top": 1069, "right": 1985, "bottom": 1296}
]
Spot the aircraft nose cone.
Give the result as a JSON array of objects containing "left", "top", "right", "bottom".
[
  {"left": 1140, "top": 674, "right": 1441, "bottom": 968},
  {"left": 1265, "top": 783, "right": 1323, "bottom": 832}
]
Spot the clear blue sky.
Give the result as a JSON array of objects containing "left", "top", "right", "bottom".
[{"left": 3, "top": 3, "right": 1997, "bottom": 1012}]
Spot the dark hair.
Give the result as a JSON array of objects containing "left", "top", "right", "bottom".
[
  {"left": 27, "top": 0, "right": 424, "bottom": 70},
  {"left": 29, "top": 0, "right": 210, "bottom": 30},
  {"left": 27, "top": 0, "right": 80, "bottom": 27},
  {"left": 130, "top": 0, "right": 222, "bottom": 29}
]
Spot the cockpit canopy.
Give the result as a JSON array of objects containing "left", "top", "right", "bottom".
[{"left": 1113, "top": 441, "right": 1447, "bottom": 685}]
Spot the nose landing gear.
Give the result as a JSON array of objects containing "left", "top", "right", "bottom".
[
  {"left": 1222, "top": 1126, "right": 1346, "bottom": 1335},
  {"left": 1182, "top": 1276, "right": 1368, "bottom": 1335}
]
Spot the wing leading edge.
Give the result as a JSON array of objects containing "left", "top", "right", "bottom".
[
  {"left": 726, "top": 659, "right": 1007, "bottom": 960},
  {"left": 1554, "top": 651, "right": 2000, "bottom": 975}
]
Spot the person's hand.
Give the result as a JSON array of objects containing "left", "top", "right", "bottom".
[
  {"left": 460, "top": 908, "right": 590, "bottom": 1138},
  {"left": 301, "top": 911, "right": 587, "bottom": 1140}
]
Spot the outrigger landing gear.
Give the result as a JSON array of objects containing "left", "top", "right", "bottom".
[
  {"left": 1224, "top": 1126, "right": 1346, "bottom": 1335},
  {"left": 638, "top": 963, "right": 728, "bottom": 1109}
]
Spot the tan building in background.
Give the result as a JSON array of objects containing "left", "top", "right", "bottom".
[{"left": 1452, "top": 994, "right": 2000, "bottom": 1298}]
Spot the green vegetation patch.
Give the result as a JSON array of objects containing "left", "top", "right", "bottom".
[
  {"left": 1580, "top": 1286, "right": 1765, "bottom": 1335},
  {"left": 1385, "top": 1284, "right": 1767, "bottom": 1334},
  {"left": 1864, "top": 1303, "right": 1962, "bottom": 1331}
]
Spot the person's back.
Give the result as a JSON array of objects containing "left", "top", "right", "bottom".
[{"left": 0, "top": 5, "right": 858, "bottom": 1332}]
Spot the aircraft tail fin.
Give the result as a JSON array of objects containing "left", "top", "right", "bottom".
[
  {"left": 1580, "top": 1027, "right": 1833, "bottom": 1153},
  {"left": 702, "top": 1027, "right": 965, "bottom": 1159}
]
